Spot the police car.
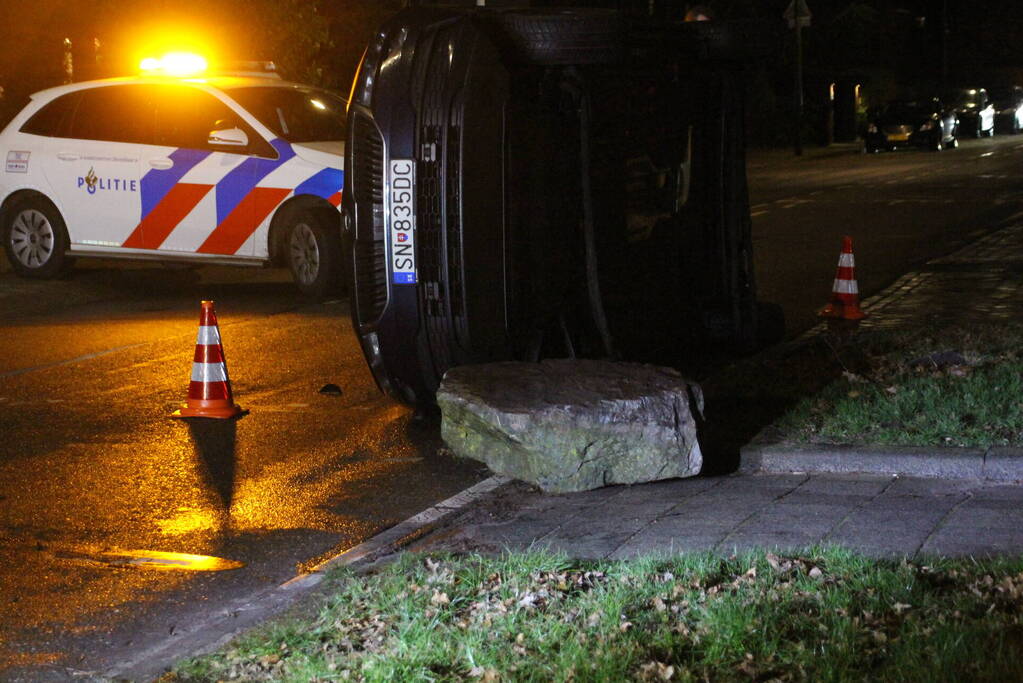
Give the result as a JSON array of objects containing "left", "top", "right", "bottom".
[{"left": 0, "top": 56, "right": 346, "bottom": 296}]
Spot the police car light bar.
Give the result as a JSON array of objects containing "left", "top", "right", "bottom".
[{"left": 139, "top": 52, "right": 209, "bottom": 77}]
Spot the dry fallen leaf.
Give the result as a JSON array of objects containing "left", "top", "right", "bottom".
[{"left": 638, "top": 661, "right": 675, "bottom": 681}]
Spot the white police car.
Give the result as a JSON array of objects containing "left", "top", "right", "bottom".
[{"left": 0, "top": 58, "right": 346, "bottom": 296}]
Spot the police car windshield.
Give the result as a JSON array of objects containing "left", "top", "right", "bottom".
[{"left": 225, "top": 86, "right": 346, "bottom": 143}]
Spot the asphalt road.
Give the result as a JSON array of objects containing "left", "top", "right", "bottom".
[
  {"left": 747, "top": 134, "right": 1023, "bottom": 334},
  {"left": 0, "top": 266, "right": 489, "bottom": 680},
  {"left": 2, "top": 132, "right": 1022, "bottom": 679}
]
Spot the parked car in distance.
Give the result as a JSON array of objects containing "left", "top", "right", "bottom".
[
  {"left": 864, "top": 99, "right": 958, "bottom": 152},
  {"left": 990, "top": 85, "right": 1023, "bottom": 134},
  {"left": 945, "top": 87, "right": 995, "bottom": 137}
]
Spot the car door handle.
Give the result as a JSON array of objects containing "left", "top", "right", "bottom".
[
  {"left": 148, "top": 158, "right": 174, "bottom": 170},
  {"left": 56, "top": 152, "right": 79, "bottom": 161}
]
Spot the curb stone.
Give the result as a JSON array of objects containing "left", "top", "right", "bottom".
[{"left": 740, "top": 443, "right": 1023, "bottom": 483}]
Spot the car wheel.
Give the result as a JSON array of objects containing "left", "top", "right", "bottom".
[
  {"left": 491, "top": 9, "right": 623, "bottom": 65},
  {"left": 285, "top": 208, "right": 343, "bottom": 298},
  {"left": 2, "top": 195, "right": 73, "bottom": 279}
]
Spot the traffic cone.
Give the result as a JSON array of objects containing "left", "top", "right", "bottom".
[
  {"left": 818, "top": 235, "right": 866, "bottom": 321},
  {"left": 171, "top": 301, "right": 246, "bottom": 419}
]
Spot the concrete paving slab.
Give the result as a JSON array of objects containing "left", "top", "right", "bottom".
[
  {"left": 775, "top": 490, "right": 881, "bottom": 507},
  {"left": 884, "top": 477, "right": 984, "bottom": 497},
  {"left": 823, "top": 506, "right": 948, "bottom": 551},
  {"left": 721, "top": 530, "right": 825, "bottom": 554},
  {"left": 714, "top": 473, "right": 810, "bottom": 491},
  {"left": 967, "top": 484, "right": 1023, "bottom": 502},
  {"left": 610, "top": 534, "right": 724, "bottom": 558},
  {"left": 661, "top": 499, "right": 773, "bottom": 527},
  {"left": 796, "top": 473, "right": 895, "bottom": 496},
  {"left": 919, "top": 526, "right": 1023, "bottom": 558},
  {"left": 940, "top": 506, "right": 1023, "bottom": 530},
  {"left": 734, "top": 503, "right": 852, "bottom": 538}
]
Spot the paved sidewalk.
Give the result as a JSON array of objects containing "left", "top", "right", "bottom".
[
  {"left": 410, "top": 474, "right": 1023, "bottom": 560},
  {"left": 408, "top": 220, "right": 1023, "bottom": 563}
]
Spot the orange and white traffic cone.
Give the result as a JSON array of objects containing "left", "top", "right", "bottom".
[
  {"left": 818, "top": 235, "right": 866, "bottom": 321},
  {"left": 171, "top": 301, "right": 246, "bottom": 419}
]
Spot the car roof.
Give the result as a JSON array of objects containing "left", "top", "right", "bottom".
[{"left": 28, "top": 76, "right": 326, "bottom": 102}]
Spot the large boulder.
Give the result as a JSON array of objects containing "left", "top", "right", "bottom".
[{"left": 437, "top": 359, "right": 703, "bottom": 493}]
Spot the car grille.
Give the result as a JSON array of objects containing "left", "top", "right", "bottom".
[
  {"left": 882, "top": 124, "right": 913, "bottom": 136},
  {"left": 415, "top": 24, "right": 468, "bottom": 373},
  {"left": 350, "top": 111, "right": 387, "bottom": 326}
]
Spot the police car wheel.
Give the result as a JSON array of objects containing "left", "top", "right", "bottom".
[
  {"left": 287, "top": 210, "right": 341, "bottom": 298},
  {"left": 3, "top": 197, "right": 72, "bottom": 279}
]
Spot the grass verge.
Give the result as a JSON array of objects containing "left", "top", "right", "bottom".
[
  {"left": 768, "top": 322, "right": 1023, "bottom": 448},
  {"left": 166, "top": 548, "right": 1023, "bottom": 682}
]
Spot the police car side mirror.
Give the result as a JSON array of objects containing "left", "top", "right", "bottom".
[{"left": 208, "top": 127, "right": 249, "bottom": 147}]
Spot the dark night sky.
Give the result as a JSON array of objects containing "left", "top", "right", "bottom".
[{"left": 1, "top": 1, "right": 1021, "bottom": 129}]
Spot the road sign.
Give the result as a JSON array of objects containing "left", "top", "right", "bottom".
[{"left": 783, "top": 0, "right": 811, "bottom": 29}]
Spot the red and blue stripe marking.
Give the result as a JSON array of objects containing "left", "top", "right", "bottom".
[{"left": 123, "top": 140, "right": 343, "bottom": 253}]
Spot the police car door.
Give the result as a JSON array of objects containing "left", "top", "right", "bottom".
[
  {"left": 39, "top": 85, "right": 148, "bottom": 250},
  {"left": 135, "top": 84, "right": 274, "bottom": 258}
]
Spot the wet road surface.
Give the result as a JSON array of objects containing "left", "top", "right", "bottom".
[
  {"left": 0, "top": 266, "right": 488, "bottom": 679},
  {"left": 2, "top": 132, "right": 1022, "bottom": 678},
  {"left": 747, "top": 134, "right": 1023, "bottom": 334}
]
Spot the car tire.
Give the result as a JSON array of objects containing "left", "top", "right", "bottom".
[
  {"left": 285, "top": 208, "right": 343, "bottom": 298},
  {"left": 491, "top": 9, "right": 623, "bottom": 65},
  {"left": 2, "top": 195, "right": 73, "bottom": 279}
]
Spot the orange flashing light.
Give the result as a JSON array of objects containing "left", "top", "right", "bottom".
[{"left": 140, "top": 52, "right": 208, "bottom": 77}]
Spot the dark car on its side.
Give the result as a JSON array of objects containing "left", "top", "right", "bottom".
[
  {"left": 864, "top": 99, "right": 958, "bottom": 152},
  {"left": 343, "top": 1, "right": 784, "bottom": 407}
]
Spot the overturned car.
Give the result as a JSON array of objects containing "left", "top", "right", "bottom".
[{"left": 342, "top": 0, "right": 782, "bottom": 406}]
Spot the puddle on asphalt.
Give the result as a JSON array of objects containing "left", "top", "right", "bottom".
[{"left": 50, "top": 547, "right": 244, "bottom": 571}]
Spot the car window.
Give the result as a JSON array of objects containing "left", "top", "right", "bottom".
[
  {"left": 224, "top": 86, "right": 346, "bottom": 143},
  {"left": 151, "top": 85, "right": 275, "bottom": 157},
  {"left": 67, "top": 85, "right": 154, "bottom": 144},
  {"left": 19, "top": 91, "right": 82, "bottom": 137}
]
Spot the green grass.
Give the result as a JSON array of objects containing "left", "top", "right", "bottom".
[
  {"left": 771, "top": 323, "right": 1023, "bottom": 448},
  {"left": 166, "top": 549, "right": 1023, "bottom": 682}
]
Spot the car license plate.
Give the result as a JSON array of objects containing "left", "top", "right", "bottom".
[
  {"left": 886, "top": 133, "right": 909, "bottom": 141},
  {"left": 388, "top": 159, "right": 416, "bottom": 285}
]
